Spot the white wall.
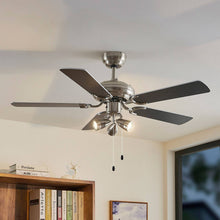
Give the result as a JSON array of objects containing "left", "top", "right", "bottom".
[
  {"left": 0, "top": 119, "right": 164, "bottom": 220},
  {"left": 163, "top": 126, "right": 220, "bottom": 220}
]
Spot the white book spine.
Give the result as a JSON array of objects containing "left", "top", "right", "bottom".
[
  {"left": 62, "top": 191, "right": 67, "bottom": 220},
  {"left": 40, "top": 189, "right": 46, "bottom": 219},
  {"left": 10, "top": 170, "right": 48, "bottom": 177},
  {"left": 51, "top": 190, "right": 57, "bottom": 220}
]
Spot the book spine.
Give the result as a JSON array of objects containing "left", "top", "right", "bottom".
[
  {"left": 78, "top": 192, "right": 84, "bottom": 220},
  {"left": 10, "top": 170, "right": 48, "bottom": 177},
  {"left": 29, "top": 189, "right": 40, "bottom": 220},
  {"left": 57, "top": 190, "right": 62, "bottom": 220},
  {"left": 72, "top": 191, "right": 77, "bottom": 220},
  {"left": 29, "top": 189, "right": 46, "bottom": 220},
  {"left": 66, "top": 191, "right": 73, "bottom": 220},
  {"left": 40, "top": 189, "right": 46, "bottom": 220},
  {"left": 51, "top": 190, "right": 57, "bottom": 220},
  {"left": 62, "top": 191, "right": 67, "bottom": 220},
  {"left": 45, "top": 189, "right": 51, "bottom": 220}
]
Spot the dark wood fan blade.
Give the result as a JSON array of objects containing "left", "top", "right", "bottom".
[
  {"left": 132, "top": 107, "right": 192, "bottom": 125},
  {"left": 132, "top": 81, "right": 210, "bottom": 104},
  {"left": 60, "top": 69, "right": 112, "bottom": 99},
  {"left": 11, "top": 102, "right": 91, "bottom": 108},
  {"left": 82, "top": 111, "right": 110, "bottom": 130}
]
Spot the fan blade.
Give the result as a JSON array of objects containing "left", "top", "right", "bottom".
[
  {"left": 131, "top": 81, "right": 210, "bottom": 104},
  {"left": 82, "top": 111, "right": 110, "bottom": 130},
  {"left": 132, "top": 107, "right": 192, "bottom": 125},
  {"left": 60, "top": 69, "right": 112, "bottom": 99},
  {"left": 11, "top": 102, "right": 91, "bottom": 108}
]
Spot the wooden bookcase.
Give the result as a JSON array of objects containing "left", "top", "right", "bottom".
[{"left": 0, "top": 173, "right": 95, "bottom": 220}]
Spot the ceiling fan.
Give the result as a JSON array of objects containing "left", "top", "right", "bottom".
[{"left": 12, "top": 51, "right": 210, "bottom": 136}]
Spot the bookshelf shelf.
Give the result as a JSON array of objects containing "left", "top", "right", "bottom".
[{"left": 0, "top": 173, "right": 95, "bottom": 219}]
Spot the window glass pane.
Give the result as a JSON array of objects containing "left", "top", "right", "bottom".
[{"left": 182, "top": 146, "right": 220, "bottom": 220}]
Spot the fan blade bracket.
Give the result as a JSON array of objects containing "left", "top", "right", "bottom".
[
  {"left": 129, "top": 96, "right": 147, "bottom": 105},
  {"left": 79, "top": 103, "right": 90, "bottom": 108},
  {"left": 132, "top": 106, "right": 146, "bottom": 111},
  {"left": 129, "top": 110, "right": 138, "bottom": 116}
]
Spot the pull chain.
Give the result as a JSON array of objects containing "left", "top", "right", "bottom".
[
  {"left": 112, "top": 135, "right": 115, "bottom": 171},
  {"left": 120, "top": 129, "right": 124, "bottom": 160}
]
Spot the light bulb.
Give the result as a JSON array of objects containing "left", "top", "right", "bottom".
[
  {"left": 116, "top": 119, "right": 132, "bottom": 131},
  {"left": 93, "top": 120, "right": 111, "bottom": 130}
]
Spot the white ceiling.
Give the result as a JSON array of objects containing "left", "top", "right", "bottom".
[{"left": 0, "top": 0, "right": 220, "bottom": 141}]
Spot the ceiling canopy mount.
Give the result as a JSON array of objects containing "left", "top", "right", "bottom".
[{"left": 103, "top": 51, "right": 126, "bottom": 69}]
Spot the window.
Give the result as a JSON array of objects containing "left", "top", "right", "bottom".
[{"left": 175, "top": 140, "right": 220, "bottom": 220}]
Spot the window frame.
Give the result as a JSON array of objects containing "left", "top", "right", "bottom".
[{"left": 175, "top": 139, "right": 220, "bottom": 220}]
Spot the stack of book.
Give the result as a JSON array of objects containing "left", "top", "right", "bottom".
[
  {"left": 9, "top": 163, "right": 49, "bottom": 177},
  {"left": 29, "top": 189, "right": 84, "bottom": 220}
]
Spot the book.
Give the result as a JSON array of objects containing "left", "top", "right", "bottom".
[
  {"left": 9, "top": 163, "right": 48, "bottom": 172},
  {"left": 29, "top": 189, "right": 45, "bottom": 220},
  {"left": 57, "top": 190, "right": 62, "bottom": 220},
  {"left": 72, "top": 191, "right": 77, "bottom": 220},
  {"left": 78, "top": 192, "right": 84, "bottom": 220},
  {"left": 62, "top": 191, "right": 67, "bottom": 220},
  {"left": 45, "top": 189, "right": 51, "bottom": 220},
  {"left": 66, "top": 191, "right": 73, "bottom": 220},
  {"left": 51, "top": 190, "right": 57, "bottom": 220},
  {"left": 10, "top": 170, "right": 48, "bottom": 177}
]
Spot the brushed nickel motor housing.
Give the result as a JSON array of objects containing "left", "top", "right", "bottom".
[
  {"left": 103, "top": 51, "right": 126, "bottom": 68},
  {"left": 101, "top": 80, "right": 135, "bottom": 101}
]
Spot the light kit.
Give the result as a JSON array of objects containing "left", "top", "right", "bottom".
[{"left": 92, "top": 115, "right": 133, "bottom": 135}]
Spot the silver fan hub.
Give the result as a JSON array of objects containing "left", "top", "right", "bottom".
[{"left": 101, "top": 80, "right": 135, "bottom": 101}]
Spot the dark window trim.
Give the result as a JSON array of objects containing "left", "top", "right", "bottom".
[{"left": 175, "top": 139, "right": 220, "bottom": 220}]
